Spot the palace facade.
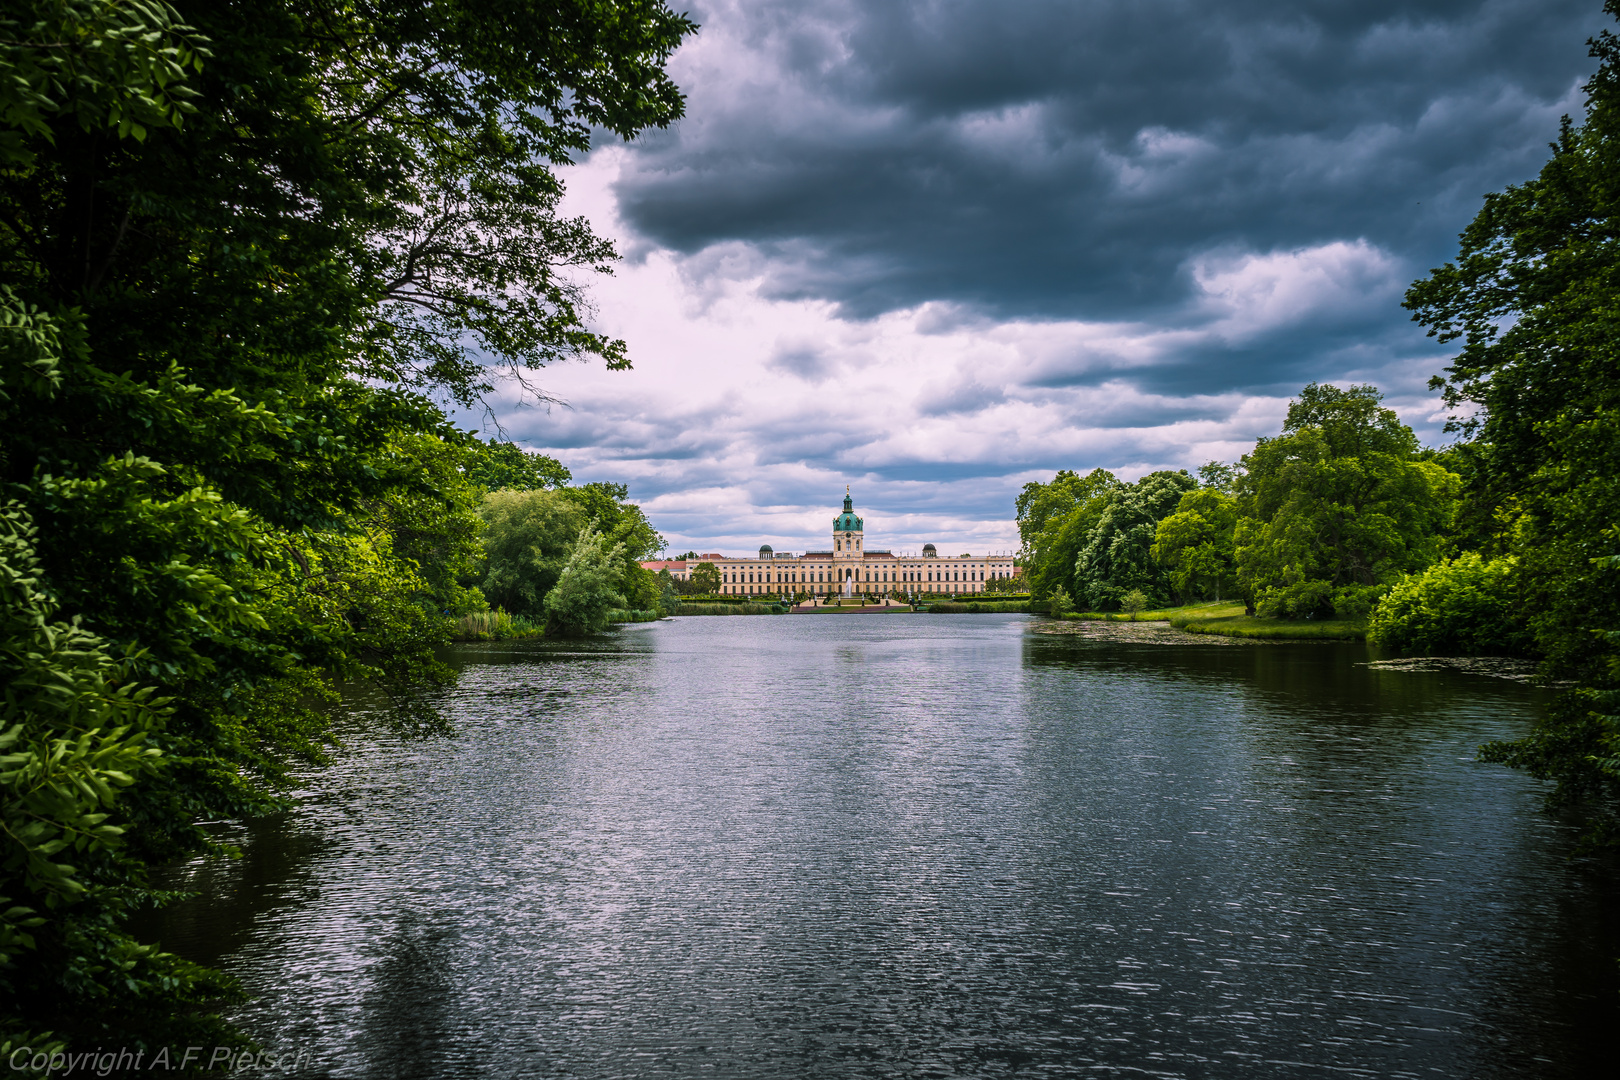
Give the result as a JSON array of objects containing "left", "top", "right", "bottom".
[{"left": 640, "top": 491, "right": 1020, "bottom": 597}]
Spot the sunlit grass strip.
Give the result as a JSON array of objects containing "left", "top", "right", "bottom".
[
  {"left": 1054, "top": 600, "right": 1368, "bottom": 640},
  {"left": 1169, "top": 614, "right": 1368, "bottom": 641},
  {"left": 1071, "top": 600, "right": 1243, "bottom": 622},
  {"left": 453, "top": 609, "right": 543, "bottom": 640}
]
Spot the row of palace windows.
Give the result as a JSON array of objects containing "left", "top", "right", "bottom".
[{"left": 722, "top": 569, "right": 1015, "bottom": 584}]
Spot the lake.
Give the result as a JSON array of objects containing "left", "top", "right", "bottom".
[{"left": 151, "top": 614, "right": 1618, "bottom": 1078}]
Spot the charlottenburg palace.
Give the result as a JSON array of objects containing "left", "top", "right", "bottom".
[{"left": 640, "top": 491, "right": 1020, "bottom": 598}]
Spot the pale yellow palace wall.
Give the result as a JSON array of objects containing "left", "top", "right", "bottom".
[{"left": 640, "top": 554, "right": 1021, "bottom": 597}]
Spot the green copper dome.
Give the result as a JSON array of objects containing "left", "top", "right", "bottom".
[{"left": 834, "top": 491, "right": 863, "bottom": 532}]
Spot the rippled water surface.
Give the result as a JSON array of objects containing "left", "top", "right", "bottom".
[{"left": 154, "top": 615, "right": 1618, "bottom": 1078}]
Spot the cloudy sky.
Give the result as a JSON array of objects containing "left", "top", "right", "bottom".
[{"left": 481, "top": 0, "right": 1606, "bottom": 558}]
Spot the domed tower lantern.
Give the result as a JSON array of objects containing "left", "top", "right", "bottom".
[{"left": 833, "top": 486, "right": 864, "bottom": 561}]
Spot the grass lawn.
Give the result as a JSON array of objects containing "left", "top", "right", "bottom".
[
  {"left": 1064, "top": 600, "right": 1368, "bottom": 641},
  {"left": 1069, "top": 599, "right": 1237, "bottom": 622}
]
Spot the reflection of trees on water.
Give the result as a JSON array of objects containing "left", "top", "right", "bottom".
[
  {"left": 356, "top": 913, "right": 460, "bottom": 1080},
  {"left": 1016, "top": 626, "right": 1603, "bottom": 1079},
  {"left": 133, "top": 818, "right": 326, "bottom": 973}
]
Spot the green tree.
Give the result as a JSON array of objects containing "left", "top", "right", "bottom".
[
  {"left": 1074, "top": 470, "right": 1197, "bottom": 611},
  {"left": 1404, "top": 4, "right": 1620, "bottom": 840},
  {"left": 655, "top": 569, "right": 681, "bottom": 614},
  {"left": 1046, "top": 584, "right": 1073, "bottom": 619},
  {"left": 1152, "top": 488, "right": 1238, "bottom": 603},
  {"left": 1015, "top": 468, "right": 1120, "bottom": 605},
  {"left": 477, "top": 489, "right": 588, "bottom": 617},
  {"left": 543, "top": 528, "right": 627, "bottom": 635},
  {"left": 0, "top": 502, "right": 240, "bottom": 1058},
  {"left": 1234, "top": 384, "right": 1457, "bottom": 619},
  {"left": 621, "top": 563, "right": 661, "bottom": 612},
  {"left": 689, "top": 561, "right": 721, "bottom": 594}
]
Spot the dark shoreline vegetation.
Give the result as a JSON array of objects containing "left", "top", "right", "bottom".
[
  {"left": 2, "top": 0, "right": 1617, "bottom": 1065},
  {"left": 0, "top": 0, "right": 698, "bottom": 1059}
]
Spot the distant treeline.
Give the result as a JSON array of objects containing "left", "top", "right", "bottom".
[{"left": 1019, "top": 382, "right": 1459, "bottom": 627}]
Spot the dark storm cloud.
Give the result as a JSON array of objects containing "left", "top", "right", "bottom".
[{"left": 616, "top": 0, "right": 1603, "bottom": 327}]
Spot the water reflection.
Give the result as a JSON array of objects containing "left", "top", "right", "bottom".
[{"left": 147, "top": 615, "right": 1615, "bottom": 1078}]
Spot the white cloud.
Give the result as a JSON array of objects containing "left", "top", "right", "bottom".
[{"left": 1192, "top": 239, "right": 1404, "bottom": 339}]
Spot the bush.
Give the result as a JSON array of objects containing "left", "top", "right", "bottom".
[
  {"left": 1331, "top": 583, "right": 1389, "bottom": 620},
  {"left": 1047, "top": 585, "right": 1074, "bottom": 619},
  {"left": 1368, "top": 553, "right": 1532, "bottom": 655},
  {"left": 1255, "top": 579, "right": 1335, "bottom": 619}
]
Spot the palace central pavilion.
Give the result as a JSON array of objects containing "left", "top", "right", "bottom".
[{"left": 640, "top": 491, "right": 1019, "bottom": 597}]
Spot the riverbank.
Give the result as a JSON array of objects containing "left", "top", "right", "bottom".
[
  {"left": 453, "top": 610, "right": 543, "bottom": 640},
  {"left": 1063, "top": 600, "right": 1368, "bottom": 641},
  {"left": 793, "top": 599, "right": 913, "bottom": 613},
  {"left": 671, "top": 602, "right": 781, "bottom": 616},
  {"left": 451, "top": 608, "right": 666, "bottom": 640}
]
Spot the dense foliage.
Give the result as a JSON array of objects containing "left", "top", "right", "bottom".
[
  {"left": 1406, "top": 2, "right": 1620, "bottom": 842},
  {"left": 1151, "top": 487, "right": 1237, "bottom": 604},
  {"left": 1074, "top": 471, "right": 1197, "bottom": 611},
  {"left": 1367, "top": 553, "right": 1530, "bottom": 655},
  {"left": 543, "top": 529, "right": 628, "bottom": 635},
  {"left": 478, "top": 482, "right": 663, "bottom": 619},
  {"left": 1233, "top": 384, "right": 1457, "bottom": 620},
  {"left": 1, "top": 0, "right": 692, "bottom": 1053},
  {"left": 689, "top": 561, "right": 722, "bottom": 595},
  {"left": 1023, "top": 385, "right": 1456, "bottom": 619}
]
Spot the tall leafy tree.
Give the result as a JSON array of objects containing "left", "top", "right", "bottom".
[
  {"left": 543, "top": 528, "right": 627, "bottom": 636},
  {"left": 1233, "top": 384, "right": 1457, "bottom": 619},
  {"left": 478, "top": 488, "right": 588, "bottom": 617},
  {"left": 689, "top": 561, "right": 721, "bottom": 595},
  {"left": 1074, "top": 470, "right": 1197, "bottom": 611},
  {"left": 1408, "top": 2, "right": 1620, "bottom": 840},
  {"left": 1015, "top": 468, "right": 1120, "bottom": 604},
  {"left": 1152, "top": 487, "right": 1238, "bottom": 604}
]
